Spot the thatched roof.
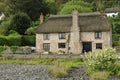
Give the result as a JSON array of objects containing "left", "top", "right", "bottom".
[
  {"left": 104, "top": 7, "right": 120, "bottom": 13},
  {"left": 36, "top": 12, "right": 111, "bottom": 33}
]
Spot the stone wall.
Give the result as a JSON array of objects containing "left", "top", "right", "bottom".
[{"left": 36, "top": 33, "right": 69, "bottom": 53}]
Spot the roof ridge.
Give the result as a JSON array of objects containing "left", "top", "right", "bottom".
[{"left": 49, "top": 12, "right": 101, "bottom": 18}]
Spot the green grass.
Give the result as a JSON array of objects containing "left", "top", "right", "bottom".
[
  {"left": 0, "top": 57, "right": 56, "bottom": 65},
  {"left": 90, "top": 71, "right": 109, "bottom": 80},
  {"left": 49, "top": 58, "right": 85, "bottom": 78}
]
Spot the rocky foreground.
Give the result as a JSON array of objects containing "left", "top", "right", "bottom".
[{"left": 0, "top": 64, "right": 89, "bottom": 80}]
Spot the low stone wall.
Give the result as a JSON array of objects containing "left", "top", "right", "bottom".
[{"left": 2, "top": 46, "right": 32, "bottom": 54}]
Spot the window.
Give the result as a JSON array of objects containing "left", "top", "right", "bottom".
[
  {"left": 59, "top": 33, "right": 66, "bottom": 39},
  {"left": 96, "top": 43, "right": 102, "bottom": 49},
  {"left": 95, "top": 32, "right": 102, "bottom": 39},
  {"left": 58, "top": 43, "right": 66, "bottom": 48},
  {"left": 43, "top": 43, "right": 50, "bottom": 51},
  {"left": 43, "top": 33, "right": 49, "bottom": 40}
]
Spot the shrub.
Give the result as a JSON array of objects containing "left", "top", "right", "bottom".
[
  {"left": 0, "top": 20, "right": 10, "bottom": 35},
  {"left": 85, "top": 47, "right": 118, "bottom": 74},
  {"left": 25, "top": 27, "right": 37, "bottom": 35},
  {"left": 21, "top": 35, "right": 35, "bottom": 46},
  {"left": 0, "top": 36, "right": 8, "bottom": 45},
  {"left": 7, "top": 35, "right": 21, "bottom": 46},
  {"left": 112, "top": 34, "right": 120, "bottom": 46},
  {"left": 0, "top": 34, "right": 21, "bottom": 46},
  {"left": 9, "top": 12, "right": 31, "bottom": 35}
]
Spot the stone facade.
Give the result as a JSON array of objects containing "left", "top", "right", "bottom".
[
  {"left": 81, "top": 31, "right": 112, "bottom": 51},
  {"left": 36, "top": 33, "right": 70, "bottom": 53},
  {"left": 36, "top": 31, "right": 112, "bottom": 54}
]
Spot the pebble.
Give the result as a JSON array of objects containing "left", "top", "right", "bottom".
[{"left": 0, "top": 64, "right": 90, "bottom": 80}]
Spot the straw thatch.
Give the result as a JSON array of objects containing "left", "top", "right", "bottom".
[
  {"left": 36, "top": 12, "right": 111, "bottom": 33},
  {"left": 104, "top": 7, "right": 120, "bottom": 13}
]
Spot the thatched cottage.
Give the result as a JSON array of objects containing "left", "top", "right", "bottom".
[{"left": 36, "top": 9, "right": 112, "bottom": 54}]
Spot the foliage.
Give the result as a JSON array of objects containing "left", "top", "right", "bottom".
[
  {"left": 21, "top": 35, "right": 35, "bottom": 46},
  {"left": 112, "top": 34, "right": 120, "bottom": 46},
  {"left": 25, "top": 27, "right": 37, "bottom": 35},
  {"left": 107, "top": 13, "right": 120, "bottom": 46},
  {"left": 0, "top": 2, "right": 6, "bottom": 13},
  {"left": 0, "top": 34, "right": 21, "bottom": 46},
  {"left": 85, "top": 47, "right": 118, "bottom": 74},
  {"left": 0, "top": 19, "right": 10, "bottom": 35},
  {"left": 58, "top": 0, "right": 93, "bottom": 14},
  {"left": 2, "top": 0, "right": 50, "bottom": 21},
  {"left": 8, "top": 30, "right": 20, "bottom": 36},
  {"left": 9, "top": 12, "right": 31, "bottom": 35},
  {"left": 45, "top": 0, "right": 57, "bottom": 14},
  {"left": 107, "top": 13, "right": 120, "bottom": 34}
]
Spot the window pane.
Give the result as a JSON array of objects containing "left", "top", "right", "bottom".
[
  {"left": 43, "top": 33, "right": 49, "bottom": 40},
  {"left": 95, "top": 32, "right": 102, "bottom": 39},
  {"left": 43, "top": 43, "right": 50, "bottom": 51},
  {"left": 59, "top": 33, "right": 66, "bottom": 39},
  {"left": 96, "top": 43, "right": 102, "bottom": 49},
  {"left": 58, "top": 43, "right": 66, "bottom": 48}
]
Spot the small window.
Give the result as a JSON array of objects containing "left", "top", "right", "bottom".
[
  {"left": 58, "top": 43, "right": 66, "bottom": 48},
  {"left": 43, "top": 43, "right": 50, "bottom": 51},
  {"left": 59, "top": 33, "right": 66, "bottom": 39},
  {"left": 95, "top": 32, "right": 102, "bottom": 39},
  {"left": 96, "top": 43, "right": 102, "bottom": 49},
  {"left": 43, "top": 33, "right": 49, "bottom": 40}
]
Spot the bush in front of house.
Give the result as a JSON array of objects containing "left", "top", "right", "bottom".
[
  {"left": 85, "top": 47, "right": 119, "bottom": 75},
  {"left": 21, "top": 35, "right": 35, "bottom": 46}
]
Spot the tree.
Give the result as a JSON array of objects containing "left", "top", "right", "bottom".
[
  {"left": 114, "top": 13, "right": 120, "bottom": 34},
  {"left": 0, "top": 2, "right": 6, "bottom": 13},
  {"left": 0, "top": 20, "right": 10, "bottom": 35},
  {"left": 2, "top": 0, "right": 50, "bottom": 21},
  {"left": 10, "top": 12, "right": 31, "bottom": 35},
  {"left": 58, "top": 0, "right": 93, "bottom": 14},
  {"left": 107, "top": 13, "right": 120, "bottom": 34}
]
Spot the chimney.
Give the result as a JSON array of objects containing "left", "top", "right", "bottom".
[
  {"left": 69, "top": 9, "right": 82, "bottom": 54},
  {"left": 40, "top": 13, "right": 44, "bottom": 24},
  {"left": 72, "top": 8, "right": 79, "bottom": 30}
]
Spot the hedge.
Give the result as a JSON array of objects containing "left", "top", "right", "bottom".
[
  {"left": 0, "top": 35, "right": 35, "bottom": 46},
  {"left": 113, "top": 34, "right": 120, "bottom": 41},
  {"left": 0, "top": 35, "right": 21, "bottom": 46},
  {"left": 21, "top": 35, "right": 35, "bottom": 46}
]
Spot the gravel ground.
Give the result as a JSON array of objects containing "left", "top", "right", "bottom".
[{"left": 0, "top": 64, "right": 89, "bottom": 80}]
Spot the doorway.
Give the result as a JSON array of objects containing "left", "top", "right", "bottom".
[{"left": 82, "top": 42, "right": 92, "bottom": 53}]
